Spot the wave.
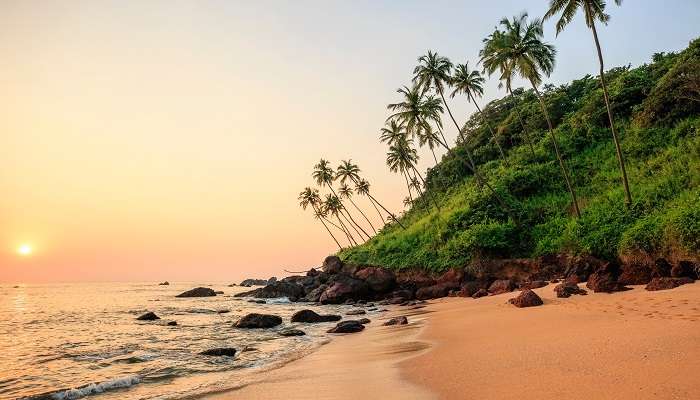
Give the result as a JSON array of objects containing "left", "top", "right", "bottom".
[
  {"left": 26, "top": 375, "right": 141, "bottom": 400},
  {"left": 265, "top": 297, "right": 291, "bottom": 304}
]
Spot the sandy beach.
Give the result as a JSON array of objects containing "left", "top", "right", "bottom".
[{"left": 208, "top": 282, "right": 700, "bottom": 400}]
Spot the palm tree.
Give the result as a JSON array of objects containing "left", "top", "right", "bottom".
[
  {"left": 481, "top": 13, "right": 581, "bottom": 217},
  {"left": 355, "top": 178, "right": 390, "bottom": 228},
  {"left": 312, "top": 159, "right": 371, "bottom": 240},
  {"left": 387, "top": 85, "right": 446, "bottom": 147},
  {"left": 413, "top": 50, "right": 460, "bottom": 145},
  {"left": 451, "top": 61, "right": 508, "bottom": 163},
  {"left": 386, "top": 137, "right": 440, "bottom": 210},
  {"left": 298, "top": 187, "right": 343, "bottom": 249},
  {"left": 409, "top": 175, "right": 424, "bottom": 197},
  {"left": 323, "top": 194, "right": 357, "bottom": 246},
  {"left": 544, "top": 0, "right": 631, "bottom": 207},
  {"left": 417, "top": 123, "right": 443, "bottom": 165},
  {"left": 379, "top": 119, "right": 407, "bottom": 146},
  {"left": 338, "top": 183, "right": 377, "bottom": 234}
]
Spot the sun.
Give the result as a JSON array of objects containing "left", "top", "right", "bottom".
[{"left": 17, "top": 244, "right": 33, "bottom": 256}]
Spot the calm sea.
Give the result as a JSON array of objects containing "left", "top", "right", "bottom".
[{"left": 0, "top": 282, "right": 354, "bottom": 400}]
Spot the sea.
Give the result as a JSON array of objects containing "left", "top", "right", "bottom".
[{"left": 0, "top": 282, "right": 360, "bottom": 400}]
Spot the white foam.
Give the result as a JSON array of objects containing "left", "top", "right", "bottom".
[
  {"left": 51, "top": 375, "right": 140, "bottom": 400},
  {"left": 266, "top": 297, "right": 291, "bottom": 304}
]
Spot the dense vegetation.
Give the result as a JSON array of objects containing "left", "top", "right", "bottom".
[{"left": 300, "top": 3, "right": 700, "bottom": 273}]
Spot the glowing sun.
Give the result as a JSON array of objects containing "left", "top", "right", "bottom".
[{"left": 17, "top": 244, "right": 33, "bottom": 256}]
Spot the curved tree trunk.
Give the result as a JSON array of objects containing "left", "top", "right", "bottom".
[
  {"left": 431, "top": 147, "right": 439, "bottom": 165},
  {"left": 403, "top": 170, "right": 414, "bottom": 203},
  {"left": 327, "top": 185, "right": 371, "bottom": 239},
  {"left": 312, "top": 208, "right": 342, "bottom": 250},
  {"left": 367, "top": 195, "right": 385, "bottom": 224},
  {"left": 438, "top": 88, "right": 460, "bottom": 146},
  {"left": 367, "top": 192, "right": 405, "bottom": 229},
  {"left": 348, "top": 196, "right": 377, "bottom": 234},
  {"left": 340, "top": 207, "right": 368, "bottom": 241},
  {"left": 590, "top": 19, "right": 632, "bottom": 207},
  {"left": 336, "top": 214, "right": 358, "bottom": 246},
  {"left": 471, "top": 95, "right": 507, "bottom": 165},
  {"left": 531, "top": 81, "right": 581, "bottom": 218},
  {"left": 507, "top": 87, "right": 536, "bottom": 157}
]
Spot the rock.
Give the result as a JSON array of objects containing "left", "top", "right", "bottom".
[
  {"left": 416, "top": 283, "right": 452, "bottom": 300},
  {"left": 520, "top": 280, "right": 547, "bottom": 290},
  {"left": 200, "top": 348, "right": 236, "bottom": 357},
  {"left": 652, "top": 258, "right": 672, "bottom": 278},
  {"left": 550, "top": 279, "right": 560, "bottom": 284},
  {"left": 586, "top": 261, "right": 630, "bottom": 293},
  {"left": 291, "top": 309, "right": 341, "bottom": 323},
  {"left": 228, "top": 283, "right": 237, "bottom": 287},
  {"left": 358, "top": 318, "right": 371, "bottom": 325},
  {"left": 322, "top": 255, "right": 343, "bottom": 274},
  {"left": 395, "top": 270, "right": 437, "bottom": 291},
  {"left": 302, "top": 284, "right": 328, "bottom": 302},
  {"left": 472, "top": 288, "right": 489, "bottom": 299},
  {"left": 671, "top": 260, "right": 699, "bottom": 279},
  {"left": 488, "top": 279, "right": 516, "bottom": 295},
  {"left": 344, "top": 298, "right": 356, "bottom": 305},
  {"left": 645, "top": 277, "right": 694, "bottom": 291},
  {"left": 319, "top": 275, "right": 369, "bottom": 304},
  {"left": 618, "top": 261, "right": 653, "bottom": 285},
  {"left": 167, "top": 321, "right": 177, "bottom": 326},
  {"left": 217, "top": 309, "right": 230, "bottom": 314},
  {"left": 176, "top": 287, "right": 217, "bottom": 298},
  {"left": 383, "top": 316, "right": 408, "bottom": 326},
  {"left": 136, "top": 312, "right": 160, "bottom": 321},
  {"left": 279, "top": 329, "right": 306, "bottom": 337},
  {"left": 341, "top": 263, "right": 361, "bottom": 276},
  {"left": 508, "top": 289, "right": 543, "bottom": 308},
  {"left": 436, "top": 268, "right": 464, "bottom": 289},
  {"left": 456, "top": 282, "right": 481, "bottom": 297},
  {"left": 239, "top": 278, "right": 271, "bottom": 287},
  {"left": 234, "top": 313, "right": 283, "bottom": 328},
  {"left": 388, "top": 289, "right": 415, "bottom": 301},
  {"left": 214, "top": 291, "right": 224, "bottom": 295},
  {"left": 554, "top": 282, "right": 587, "bottom": 298},
  {"left": 248, "top": 299, "right": 266, "bottom": 304},
  {"left": 346, "top": 309, "right": 366, "bottom": 315},
  {"left": 564, "top": 255, "right": 607, "bottom": 283},
  {"left": 235, "top": 281, "right": 304, "bottom": 301},
  {"left": 327, "top": 320, "right": 365, "bottom": 333},
  {"left": 354, "top": 267, "right": 396, "bottom": 293},
  {"left": 158, "top": 281, "right": 169, "bottom": 285},
  {"left": 306, "top": 268, "right": 319, "bottom": 277}
]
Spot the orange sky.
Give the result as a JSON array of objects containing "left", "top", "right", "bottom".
[{"left": 2, "top": 1, "right": 698, "bottom": 282}]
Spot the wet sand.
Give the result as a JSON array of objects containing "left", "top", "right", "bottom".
[{"left": 208, "top": 282, "right": 700, "bottom": 399}]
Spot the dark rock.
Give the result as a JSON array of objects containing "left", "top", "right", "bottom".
[
  {"left": 158, "top": 281, "right": 169, "bottom": 285},
  {"left": 279, "top": 329, "right": 306, "bottom": 337},
  {"left": 520, "top": 280, "right": 547, "bottom": 290},
  {"left": 319, "top": 275, "right": 369, "bottom": 304},
  {"left": 388, "top": 289, "right": 415, "bottom": 301},
  {"left": 456, "top": 282, "right": 481, "bottom": 297},
  {"left": 508, "top": 289, "right": 543, "bottom": 308},
  {"left": 291, "top": 309, "right": 341, "bottom": 323},
  {"left": 652, "top": 258, "right": 672, "bottom": 278},
  {"left": 564, "top": 255, "right": 607, "bottom": 283},
  {"left": 586, "top": 261, "right": 630, "bottom": 293},
  {"left": 671, "top": 260, "right": 699, "bottom": 279},
  {"left": 436, "top": 268, "right": 464, "bottom": 289},
  {"left": 136, "top": 312, "right": 160, "bottom": 321},
  {"left": 240, "top": 277, "right": 277, "bottom": 287},
  {"left": 176, "top": 287, "right": 217, "bottom": 298},
  {"left": 344, "top": 298, "right": 356, "bottom": 305},
  {"left": 248, "top": 299, "right": 266, "bottom": 304},
  {"left": 322, "top": 255, "right": 343, "bottom": 274},
  {"left": 645, "top": 277, "right": 694, "bottom": 291},
  {"left": 302, "top": 284, "right": 328, "bottom": 302},
  {"left": 565, "top": 274, "right": 581, "bottom": 284},
  {"left": 341, "top": 263, "right": 361, "bottom": 276},
  {"left": 554, "top": 282, "right": 587, "bottom": 298},
  {"left": 306, "top": 268, "right": 319, "bottom": 277},
  {"left": 217, "top": 309, "right": 230, "bottom": 314},
  {"left": 234, "top": 313, "right": 282, "bottom": 329},
  {"left": 355, "top": 267, "right": 396, "bottom": 293},
  {"left": 395, "top": 270, "right": 436, "bottom": 291},
  {"left": 618, "top": 261, "right": 653, "bottom": 285},
  {"left": 550, "top": 279, "right": 560, "bottom": 284},
  {"left": 383, "top": 316, "right": 408, "bottom": 326},
  {"left": 200, "top": 348, "right": 236, "bottom": 357},
  {"left": 472, "top": 288, "right": 489, "bottom": 298},
  {"left": 167, "top": 321, "right": 177, "bottom": 326},
  {"left": 327, "top": 320, "right": 365, "bottom": 333},
  {"left": 416, "top": 283, "right": 452, "bottom": 300},
  {"left": 357, "top": 299, "right": 367, "bottom": 305},
  {"left": 488, "top": 279, "right": 516, "bottom": 295},
  {"left": 235, "top": 281, "right": 304, "bottom": 301},
  {"left": 358, "top": 318, "right": 371, "bottom": 325},
  {"left": 346, "top": 309, "right": 366, "bottom": 315},
  {"left": 214, "top": 291, "right": 224, "bottom": 295}
]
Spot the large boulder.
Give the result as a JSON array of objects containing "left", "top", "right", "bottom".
[
  {"left": 388, "top": 288, "right": 415, "bottom": 301},
  {"left": 395, "top": 270, "right": 436, "bottom": 291},
  {"left": 472, "top": 288, "right": 489, "bottom": 298},
  {"left": 436, "top": 268, "right": 464, "bottom": 289},
  {"left": 327, "top": 320, "right": 365, "bottom": 333},
  {"left": 564, "top": 255, "right": 607, "bottom": 283},
  {"left": 488, "top": 279, "right": 516, "bottom": 295},
  {"left": 355, "top": 267, "right": 396, "bottom": 293},
  {"left": 586, "top": 261, "right": 629, "bottom": 293},
  {"left": 319, "top": 275, "right": 369, "bottom": 304},
  {"left": 618, "top": 261, "right": 653, "bottom": 285},
  {"left": 240, "top": 278, "right": 272, "bottom": 287},
  {"left": 456, "top": 281, "right": 481, "bottom": 297},
  {"left": 415, "top": 283, "right": 452, "bottom": 300},
  {"left": 279, "top": 329, "right": 306, "bottom": 337},
  {"left": 508, "top": 289, "right": 543, "bottom": 308},
  {"left": 200, "top": 348, "right": 236, "bottom": 357},
  {"left": 554, "top": 282, "right": 587, "bottom": 298},
  {"left": 645, "top": 277, "right": 694, "bottom": 291},
  {"left": 136, "top": 312, "right": 160, "bottom": 321},
  {"left": 176, "top": 287, "right": 217, "bottom": 298},
  {"left": 302, "top": 284, "right": 328, "bottom": 302},
  {"left": 322, "top": 255, "right": 343, "bottom": 274},
  {"left": 234, "top": 313, "right": 283, "bottom": 328},
  {"left": 671, "top": 260, "right": 699, "bottom": 280},
  {"left": 234, "top": 281, "right": 304, "bottom": 301},
  {"left": 291, "top": 309, "right": 341, "bottom": 323}
]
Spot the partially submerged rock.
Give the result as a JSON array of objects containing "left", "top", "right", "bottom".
[
  {"left": 200, "top": 348, "right": 236, "bottom": 357},
  {"left": 508, "top": 289, "right": 543, "bottom": 308},
  {"left": 346, "top": 309, "right": 366, "bottom": 315},
  {"left": 234, "top": 313, "right": 283, "bottom": 329},
  {"left": 645, "top": 277, "right": 694, "bottom": 291},
  {"left": 235, "top": 281, "right": 304, "bottom": 301},
  {"left": 136, "top": 312, "right": 160, "bottom": 321},
  {"left": 167, "top": 321, "right": 177, "bottom": 326},
  {"left": 383, "top": 316, "right": 408, "bottom": 326},
  {"left": 290, "top": 309, "right": 341, "bottom": 323},
  {"left": 176, "top": 287, "right": 217, "bottom": 298},
  {"left": 158, "top": 281, "right": 169, "bottom": 286},
  {"left": 327, "top": 320, "right": 365, "bottom": 333},
  {"left": 279, "top": 329, "right": 306, "bottom": 337}
]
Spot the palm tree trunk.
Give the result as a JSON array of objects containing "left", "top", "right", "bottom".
[
  {"left": 312, "top": 206, "right": 342, "bottom": 250},
  {"left": 367, "top": 192, "right": 405, "bottom": 228},
  {"left": 336, "top": 214, "right": 357, "bottom": 246},
  {"left": 430, "top": 147, "right": 439, "bottom": 165},
  {"left": 348, "top": 196, "right": 377, "bottom": 234},
  {"left": 530, "top": 81, "right": 581, "bottom": 218},
  {"left": 327, "top": 185, "right": 371, "bottom": 239},
  {"left": 590, "top": 19, "right": 632, "bottom": 207},
  {"left": 368, "top": 196, "right": 385, "bottom": 225},
  {"left": 438, "top": 88, "right": 460, "bottom": 146},
  {"left": 507, "top": 87, "right": 536, "bottom": 156},
  {"left": 340, "top": 207, "right": 368, "bottom": 241},
  {"left": 403, "top": 170, "right": 414, "bottom": 202},
  {"left": 410, "top": 165, "right": 440, "bottom": 211},
  {"left": 471, "top": 96, "right": 507, "bottom": 165}
]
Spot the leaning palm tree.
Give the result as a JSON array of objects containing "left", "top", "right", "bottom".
[
  {"left": 298, "top": 187, "right": 343, "bottom": 249},
  {"left": 413, "top": 50, "right": 460, "bottom": 145},
  {"left": 387, "top": 85, "right": 446, "bottom": 147},
  {"left": 387, "top": 137, "right": 440, "bottom": 210},
  {"left": 355, "top": 178, "right": 391, "bottom": 228},
  {"left": 451, "top": 61, "right": 508, "bottom": 163},
  {"left": 544, "top": 0, "right": 631, "bottom": 207},
  {"left": 481, "top": 13, "right": 581, "bottom": 217},
  {"left": 323, "top": 194, "right": 357, "bottom": 246},
  {"left": 313, "top": 159, "right": 371, "bottom": 240},
  {"left": 379, "top": 119, "right": 407, "bottom": 146},
  {"left": 417, "top": 123, "right": 443, "bottom": 165},
  {"left": 338, "top": 183, "right": 377, "bottom": 235}
]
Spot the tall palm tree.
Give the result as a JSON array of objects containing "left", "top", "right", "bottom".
[
  {"left": 386, "top": 137, "right": 440, "bottom": 210},
  {"left": 298, "top": 187, "right": 343, "bottom": 249},
  {"left": 379, "top": 119, "right": 407, "bottom": 146},
  {"left": 323, "top": 194, "right": 357, "bottom": 246},
  {"left": 417, "top": 123, "right": 442, "bottom": 165},
  {"left": 481, "top": 13, "right": 581, "bottom": 217},
  {"left": 451, "top": 61, "right": 508, "bottom": 163},
  {"left": 312, "top": 159, "right": 371, "bottom": 239},
  {"left": 355, "top": 178, "right": 388, "bottom": 227},
  {"left": 387, "top": 85, "right": 446, "bottom": 147},
  {"left": 544, "top": 0, "right": 631, "bottom": 207},
  {"left": 413, "top": 50, "right": 459, "bottom": 145},
  {"left": 338, "top": 183, "right": 377, "bottom": 235}
]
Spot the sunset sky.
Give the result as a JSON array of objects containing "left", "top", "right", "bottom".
[{"left": 2, "top": 1, "right": 699, "bottom": 283}]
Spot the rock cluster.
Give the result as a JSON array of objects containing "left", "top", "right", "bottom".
[{"left": 176, "top": 287, "right": 217, "bottom": 298}]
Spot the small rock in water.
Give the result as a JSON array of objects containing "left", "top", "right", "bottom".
[
  {"left": 383, "top": 316, "right": 408, "bottom": 326},
  {"left": 327, "top": 320, "right": 365, "bottom": 334},
  {"left": 158, "top": 281, "right": 169, "bottom": 285},
  {"left": 508, "top": 289, "right": 543, "bottom": 308},
  {"left": 248, "top": 299, "right": 266, "bottom": 304},
  {"left": 136, "top": 312, "right": 160, "bottom": 321},
  {"left": 346, "top": 309, "right": 366, "bottom": 315},
  {"left": 167, "top": 321, "right": 177, "bottom": 326},
  {"left": 176, "top": 287, "right": 217, "bottom": 298},
  {"left": 200, "top": 348, "right": 236, "bottom": 357},
  {"left": 217, "top": 309, "right": 231, "bottom": 314},
  {"left": 214, "top": 291, "right": 224, "bottom": 295},
  {"left": 279, "top": 329, "right": 306, "bottom": 337},
  {"left": 234, "top": 313, "right": 283, "bottom": 328},
  {"left": 291, "top": 309, "right": 341, "bottom": 323},
  {"left": 358, "top": 318, "right": 371, "bottom": 325}
]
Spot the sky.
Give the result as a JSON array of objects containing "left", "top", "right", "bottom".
[{"left": 1, "top": 0, "right": 699, "bottom": 283}]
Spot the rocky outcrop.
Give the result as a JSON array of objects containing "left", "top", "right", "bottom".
[
  {"left": 327, "top": 320, "right": 365, "bottom": 333},
  {"left": 586, "top": 261, "right": 630, "bottom": 293},
  {"left": 291, "top": 309, "right": 341, "bottom": 323},
  {"left": 645, "top": 277, "right": 694, "bottom": 291},
  {"left": 319, "top": 275, "right": 369, "bottom": 304},
  {"left": 472, "top": 288, "right": 489, "bottom": 298},
  {"left": 234, "top": 313, "right": 283, "bottom": 328},
  {"left": 234, "top": 281, "right": 304, "bottom": 301},
  {"left": 136, "top": 312, "right": 160, "bottom": 321},
  {"left": 200, "top": 348, "right": 236, "bottom": 357},
  {"left": 618, "top": 261, "right": 654, "bottom": 285},
  {"left": 322, "top": 255, "right": 343, "bottom": 274},
  {"left": 554, "top": 282, "right": 587, "bottom": 298},
  {"left": 176, "top": 287, "right": 217, "bottom": 298},
  {"left": 240, "top": 277, "right": 277, "bottom": 287},
  {"left": 383, "top": 316, "right": 408, "bottom": 326},
  {"left": 519, "top": 280, "right": 547, "bottom": 290},
  {"left": 456, "top": 281, "right": 481, "bottom": 297},
  {"left": 279, "top": 329, "right": 306, "bottom": 337},
  {"left": 416, "top": 284, "right": 452, "bottom": 300},
  {"left": 302, "top": 284, "right": 328, "bottom": 302},
  {"left": 508, "top": 289, "right": 543, "bottom": 308},
  {"left": 671, "top": 260, "right": 699, "bottom": 280},
  {"left": 488, "top": 279, "right": 516, "bottom": 295},
  {"left": 354, "top": 267, "right": 396, "bottom": 293}
]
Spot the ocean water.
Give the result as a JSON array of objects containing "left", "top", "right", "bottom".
[{"left": 0, "top": 282, "right": 358, "bottom": 400}]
